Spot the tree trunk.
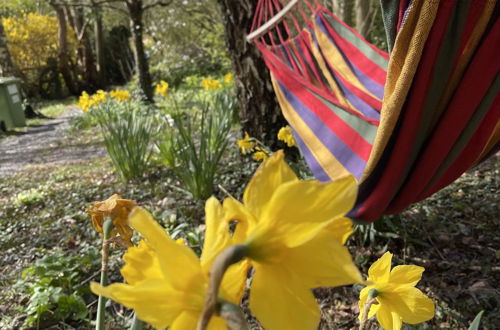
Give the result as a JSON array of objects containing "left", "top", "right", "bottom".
[
  {"left": 94, "top": 5, "right": 106, "bottom": 86},
  {"left": 217, "top": 0, "right": 285, "bottom": 145},
  {"left": 70, "top": 2, "right": 96, "bottom": 88},
  {"left": 52, "top": 3, "right": 79, "bottom": 95},
  {"left": 355, "top": 0, "right": 371, "bottom": 37},
  {"left": 127, "top": 0, "right": 153, "bottom": 102},
  {"left": 0, "top": 20, "right": 15, "bottom": 77}
]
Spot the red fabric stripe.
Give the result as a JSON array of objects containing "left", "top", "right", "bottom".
[
  {"left": 259, "top": 41, "right": 379, "bottom": 125},
  {"left": 318, "top": 11, "right": 388, "bottom": 86},
  {"left": 356, "top": 0, "right": 458, "bottom": 222},
  {"left": 387, "top": 18, "right": 500, "bottom": 212},
  {"left": 315, "top": 4, "right": 390, "bottom": 59},
  {"left": 417, "top": 94, "right": 500, "bottom": 202},
  {"left": 265, "top": 47, "right": 375, "bottom": 161}
]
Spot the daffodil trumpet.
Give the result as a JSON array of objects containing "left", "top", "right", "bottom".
[
  {"left": 197, "top": 244, "right": 248, "bottom": 330},
  {"left": 96, "top": 217, "right": 113, "bottom": 330}
]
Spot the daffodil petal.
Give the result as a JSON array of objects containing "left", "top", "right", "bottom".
[
  {"left": 323, "top": 217, "right": 354, "bottom": 244},
  {"left": 220, "top": 260, "right": 249, "bottom": 304},
  {"left": 250, "top": 264, "right": 320, "bottom": 330},
  {"left": 200, "top": 197, "right": 231, "bottom": 270},
  {"left": 380, "top": 287, "right": 435, "bottom": 324},
  {"left": 222, "top": 198, "right": 254, "bottom": 243},
  {"left": 243, "top": 150, "right": 297, "bottom": 219},
  {"left": 376, "top": 305, "right": 402, "bottom": 330},
  {"left": 129, "top": 207, "right": 202, "bottom": 290},
  {"left": 170, "top": 311, "right": 197, "bottom": 330},
  {"left": 260, "top": 175, "right": 357, "bottom": 248},
  {"left": 389, "top": 265, "right": 424, "bottom": 287},
  {"left": 285, "top": 229, "right": 362, "bottom": 287},
  {"left": 368, "top": 252, "right": 392, "bottom": 284},
  {"left": 90, "top": 280, "right": 182, "bottom": 329},
  {"left": 121, "top": 240, "right": 163, "bottom": 285}
]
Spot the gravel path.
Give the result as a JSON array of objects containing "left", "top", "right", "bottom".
[{"left": 0, "top": 107, "right": 106, "bottom": 176}]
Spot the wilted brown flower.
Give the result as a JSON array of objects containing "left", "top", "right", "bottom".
[{"left": 87, "top": 194, "right": 137, "bottom": 245}]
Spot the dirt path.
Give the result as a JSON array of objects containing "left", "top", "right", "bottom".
[{"left": 0, "top": 107, "right": 106, "bottom": 176}]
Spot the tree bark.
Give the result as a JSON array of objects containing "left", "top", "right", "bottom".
[
  {"left": 217, "top": 0, "right": 285, "bottom": 145},
  {"left": 355, "top": 0, "right": 372, "bottom": 37},
  {"left": 127, "top": 0, "right": 153, "bottom": 102},
  {"left": 51, "top": 2, "right": 79, "bottom": 95},
  {"left": 68, "top": 2, "right": 96, "bottom": 88},
  {"left": 0, "top": 20, "right": 15, "bottom": 77},
  {"left": 94, "top": 4, "right": 106, "bottom": 86}
]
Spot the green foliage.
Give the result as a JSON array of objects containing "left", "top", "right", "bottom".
[
  {"left": 14, "top": 188, "right": 44, "bottom": 206},
  {"left": 468, "top": 310, "right": 484, "bottom": 330},
  {"left": 157, "top": 90, "right": 234, "bottom": 200},
  {"left": 15, "top": 247, "right": 100, "bottom": 327},
  {"left": 145, "top": 0, "right": 230, "bottom": 85},
  {"left": 92, "top": 100, "right": 156, "bottom": 181}
]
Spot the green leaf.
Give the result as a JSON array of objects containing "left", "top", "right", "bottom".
[{"left": 468, "top": 310, "right": 484, "bottom": 330}]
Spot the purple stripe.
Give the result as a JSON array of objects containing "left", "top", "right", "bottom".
[
  {"left": 292, "top": 129, "right": 332, "bottom": 182},
  {"left": 278, "top": 81, "right": 366, "bottom": 179},
  {"left": 309, "top": 28, "right": 381, "bottom": 120},
  {"left": 314, "top": 15, "right": 385, "bottom": 99}
]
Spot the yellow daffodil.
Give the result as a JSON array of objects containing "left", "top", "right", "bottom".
[
  {"left": 236, "top": 132, "right": 255, "bottom": 155},
  {"left": 252, "top": 150, "right": 269, "bottom": 162},
  {"left": 78, "top": 91, "right": 91, "bottom": 112},
  {"left": 221, "top": 150, "right": 362, "bottom": 329},
  {"left": 87, "top": 194, "right": 137, "bottom": 245},
  {"left": 92, "top": 89, "right": 107, "bottom": 105},
  {"left": 201, "top": 77, "right": 221, "bottom": 90},
  {"left": 277, "top": 125, "right": 297, "bottom": 147},
  {"left": 109, "top": 89, "right": 131, "bottom": 102},
  {"left": 223, "top": 72, "right": 233, "bottom": 84},
  {"left": 91, "top": 202, "right": 248, "bottom": 329},
  {"left": 358, "top": 252, "right": 435, "bottom": 330},
  {"left": 155, "top": 80, "right": 169, "bottom": 97}
]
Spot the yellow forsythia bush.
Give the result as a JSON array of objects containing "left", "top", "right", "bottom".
[{"left": 2, "top": 13, "right": 77, "bottom": 70}]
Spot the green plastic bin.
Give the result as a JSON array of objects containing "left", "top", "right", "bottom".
[{"left": 0, "top": 77, "right": 26, "bottom": 130}]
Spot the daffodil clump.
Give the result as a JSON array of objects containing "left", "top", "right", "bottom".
[
  {"left": 78, "top": 89, "right": 131, "bottom": 112},
  {"left": 236, "top": 132, "right": 255, "bottom": 155},
  {"left": 277, "top": 125, "right": 297, "bottom": 147},
  {"left": 223, "top": 72, "right": 233, "bottom": 84},
  {"left": 358, "top": 252, "right": 435, "bottom": 330},
  {"left": 155, "top": 80, "right": 169, "bottom": 97},
  {"left": 201, "top": 77, "right": 221, "bottom": 90},
  {"left": 109, "top": 89, "right": 131, "bottom": 102},
  {"left": 237, "top": 126, "right": 298, "bottom": 163}
]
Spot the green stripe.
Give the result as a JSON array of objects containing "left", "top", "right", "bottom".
[
  {"left": 312, "top": 89, "right": 378, "bottom": 144},
  {"left": 322, "top": 14, "right": 389, "bottom": 70},
  {"left": 424, "top": 73, "right": 500, "bottom": 189}
]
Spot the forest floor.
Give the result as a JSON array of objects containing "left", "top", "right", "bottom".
[{"left": 0, "top": 108, "right": 498, "bottom": 329}]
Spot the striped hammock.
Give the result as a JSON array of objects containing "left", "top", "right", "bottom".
[{"left": 250, "top": 0, "right": 500, "bottom": 222}]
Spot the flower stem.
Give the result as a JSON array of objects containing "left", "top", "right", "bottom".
[
  {"left": 130, "top": 312, "right": 144, "bottom": 330},
  {"left": 359, "top": 289, "right": 379, "bottom": 330},
  {"left": 197, "top": 244, "right": 248, "bottom": 330},
  {"left": 96, "top": 217, "right": 113, "bottom": 330},
  {"left": 219, "top": 300, "right": 250, "bottom": 330}
]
